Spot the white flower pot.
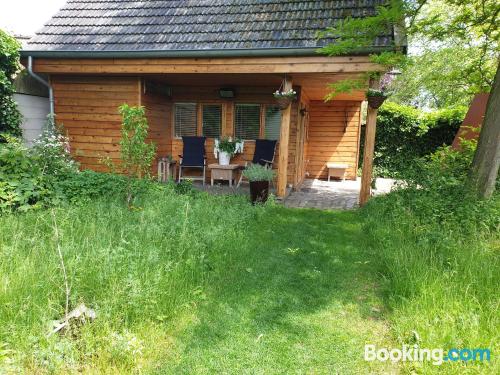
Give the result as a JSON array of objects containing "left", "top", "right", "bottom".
[{"left": 219, "top": 151, "right": 231, "bottom": 165}]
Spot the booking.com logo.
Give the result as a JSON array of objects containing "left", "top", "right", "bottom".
[{"left": 364, "top": 344, "right": 491, "bottom": 366}]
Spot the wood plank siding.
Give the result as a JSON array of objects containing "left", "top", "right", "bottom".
[
  {"left": 305, "top": 101, "right": 362, "bottom": 180},
  {"left": 53, "top": 76, "right": 140, "bottom": 171}
]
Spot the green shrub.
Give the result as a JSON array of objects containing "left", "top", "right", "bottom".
[
  {"left": 31, "top": 117, "right": 79, "bottom": 178},
  {"left": 0, "top": 30, "right": 22, "bottom": 137},
  {"left": 242, "top": 164, "right": 275, "bottom": 182},
  {"left": 360, "top": 102, "right": 466, "bottom": 177},
  {"left": 0, "top": 136, "right": 55, "bottom": 212}
]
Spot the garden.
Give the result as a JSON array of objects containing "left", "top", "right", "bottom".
[{"left": 1, "top": 0, "right": 500, "bottom": 372}]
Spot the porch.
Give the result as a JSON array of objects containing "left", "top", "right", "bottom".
[{"left": 35, "top": 55, "right": 382, "bottom": 201}]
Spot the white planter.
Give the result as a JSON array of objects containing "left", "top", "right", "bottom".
[{"left": 218, "top": 151, "right": 231, "bottom": 165}]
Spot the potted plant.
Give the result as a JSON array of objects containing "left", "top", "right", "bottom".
[
  {"left": 273, "top": 88, "right": 297, "bottom": 110},
  {"left": 242, "top": 164, "right": 275, "bottom": 204},
  {"left": 366, "top": 88, "right": 388, "bottom": 109},
  {"left": 214, "top": 137, "right": 243, "bottom": 165}
]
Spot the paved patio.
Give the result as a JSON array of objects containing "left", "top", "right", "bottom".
[
  {"left": 284, "top": 178, "right": 396, "bottom": 210},
  {"left": 193, "top": 178, "right": 396, "bottom": 210}
]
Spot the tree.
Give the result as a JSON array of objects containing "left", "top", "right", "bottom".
[
  {"left": 467, "top": 63, "right": 500, "bottom": 198},
  {"left": 118, "top": 104, "right": 156, "bottom": 207},
  {"left": 319, "top": 0, "right": 500, "bottom": 197}
]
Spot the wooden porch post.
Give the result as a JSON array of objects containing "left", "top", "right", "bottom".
[
  {"left": 277, "top": 76, "right": 293, "bottom": 198},
  {"left": 359, "top": 78, "right": 379, "bottom": 206}
]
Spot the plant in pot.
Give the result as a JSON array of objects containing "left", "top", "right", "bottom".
[
  {"left": 366, "top": 88, "right": 389, "bottom": 109},
  {"left": 214, "top": 137, "right": 243, "bottom": 165},
  {"left": 243, "top": 164, "right": 275, "bottom": 204},
  {"left": 273, "top": 88, "right": 297, "bottom": 110}
]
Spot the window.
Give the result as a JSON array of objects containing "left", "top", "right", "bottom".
[
  {"left": 264, "top": 105, "right": 281, "bottom": 140},
  {"left": 174, "top": 103, "right": 197, "bottom": 137},
  {"left": 202, "top": 104, "right": 222, "bottom": 138},
  {"left": 234, "top": 104, "right": 261, "bottom": 140}
]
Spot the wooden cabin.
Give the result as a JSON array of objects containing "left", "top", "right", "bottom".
[{"left": 22, "top": 0, "right": 398, "bottom": 198}]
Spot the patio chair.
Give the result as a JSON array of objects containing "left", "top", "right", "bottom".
[
  {"left": 178, "top": 136, "right": 207, "bottom": 186},
  {"left": 237, "top": 139, "right": 277, "bottom": 187}
]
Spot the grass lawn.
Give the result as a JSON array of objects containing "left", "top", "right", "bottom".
[
  {"left": 0, "top": 187, "right": 497, "bottom": 373},
  {"left": 0, "top": 190, "right": 395, "bottom": 373}
]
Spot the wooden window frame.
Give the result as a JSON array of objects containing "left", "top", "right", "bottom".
[
  {"left": 233, "top": 103, "right": 281, "bottom": 141},
  {"left": 173, "top": 102, "right": 223, "bottom": 139}
]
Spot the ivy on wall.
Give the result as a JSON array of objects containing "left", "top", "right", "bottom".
[
  {"left": 360, "top": 102, "right": 467, "bottom": 178},
  {"left": 0, "top": 29, "right": 22, "bottom": 137}
]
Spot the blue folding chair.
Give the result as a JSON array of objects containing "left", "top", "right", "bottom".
[{"left": 178, "top": 136, "right": 207, "bottom": 185}]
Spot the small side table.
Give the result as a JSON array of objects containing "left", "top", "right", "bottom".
[
  {"left": 208, "top": 164, "right": 240, "bottom": 187},
  {"left": 158, "top": 159, "right": 177, "bottom": 182}
]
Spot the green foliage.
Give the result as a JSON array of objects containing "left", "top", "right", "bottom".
[
  {"left": 216, "top": 136, "right": 240, "bottom": 155},
  {"left": 0, "top": 30, "right": 21, "bottom": 136},
  {"left": 171, "top": 178, "right": 195, "bottom": 195},
  {"left": 390, "top": 45, "right": 498, "bottom": 108},
  {"left": 117, "top": 104, "right": 156, "bottom": 206},
  {"left": 360, "top": 102, "right": 466, "bottom": 177},
  {"left": 31, "top": 116, "right": 79, "bottom": 177},
  {"left": 318, "top": 0, "right": 499, "bottom": 108},
  {"left": 362, "top": 146, "right": 499, "bottom": 374},
  {"left": 0, "top": 136, "right": 53, "bottom": 212},
  {"left": 325, "top": 78, "right": 366, "bottom": 101},
  {"left": 242, "top": 164, "right": 275, "bottom": 182}
]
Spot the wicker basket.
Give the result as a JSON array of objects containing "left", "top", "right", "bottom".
[
  {"left": 275, "top": 97, "right": 292, "bottom": 110},
  {"left": 367, "top": 95, "right": 387, "bottom": 109}
]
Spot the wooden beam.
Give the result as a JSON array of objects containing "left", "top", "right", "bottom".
[
  {"left": 32, "top": 56, "right": 382, "bottom": 75},
  {"left": 277, "top": 76, "right": 293, "bottom": 198},
  {"left": 359, "top": 79, "right": 379, "bottom": 206}
]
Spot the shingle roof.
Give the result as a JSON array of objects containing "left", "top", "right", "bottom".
[{"left": 25, "top": 0, "right": 396, "bottom": 55}]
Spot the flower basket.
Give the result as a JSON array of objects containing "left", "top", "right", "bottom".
[
  {"left": 275, "top": 97, "right": 292, "bottom": 110},
  {"left": 367, "top": 95, "right": 387, "bottom": 109}
]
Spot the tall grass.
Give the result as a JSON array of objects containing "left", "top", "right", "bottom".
[
  {"left": 363, "top": 187, "right": 499, "bottom": 374},
  {"left": 0, "top": 188, "right": 258, "bottom": 372}
]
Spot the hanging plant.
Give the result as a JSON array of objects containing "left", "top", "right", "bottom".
[
  {"left": 366, "top": 88, "right": 388, "bottom": 109},
  {"left": 273, "top": 88, "right": 297, "bottom": 110}
]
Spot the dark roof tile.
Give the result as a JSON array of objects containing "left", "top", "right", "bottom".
[{"left": 26, "top": 0, "right": 396, "bottom": 53}]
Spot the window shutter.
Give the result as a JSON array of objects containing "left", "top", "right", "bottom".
[
  {"left": 174, "top": 103, "right": 197, "bottom": 137},
  {"left": 265, "top": 105, "right": 281, "bottom": 140},
  {"left": 234, "top": 104, "right": 260, "bottom": 140},
  {"left": 202, "top": 104, "right": 222, "bottom": 138}
]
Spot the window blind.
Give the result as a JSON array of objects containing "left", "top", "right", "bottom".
[
  {"left": 234, "top": 104, "right": 260, "bottom": 140},
  {"left": 265, "top": 105, "right": 281, "bottom": 140},
  {"left": 174, "top": 103, "right": 197, "bottom": 137},
  {"left": 202, "top": 104, "right": 222, "bottom": 138}
]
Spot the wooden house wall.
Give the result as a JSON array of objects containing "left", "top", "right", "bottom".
[
  {"left": 305, "top": 100, "right": 362, "bottom": 180},
  {"left": 52, "top": 75, "right": 140, "bottom": 171}
]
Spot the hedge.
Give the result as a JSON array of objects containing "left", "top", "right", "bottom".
[{"left": 360, "top": 102, "right": 467, "bottom": 178}]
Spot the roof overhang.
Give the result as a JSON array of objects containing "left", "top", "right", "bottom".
[{"left": 21, "top": 46, "right": 396, "bottom": 59}]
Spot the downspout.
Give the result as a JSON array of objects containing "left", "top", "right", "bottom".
[{"left": 27, "top": 56, "right": 54, "bottom": 116}]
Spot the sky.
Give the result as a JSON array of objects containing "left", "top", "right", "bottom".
[{"left": 0, "top": 0, "right": 67, "bottom": 36}]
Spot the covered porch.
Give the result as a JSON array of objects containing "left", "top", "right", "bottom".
[{"left": 35, "top": 55, "right": 381, "bottom": 202}]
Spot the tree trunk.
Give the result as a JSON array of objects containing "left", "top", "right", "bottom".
[{"left": 467, "top": 63, "right": 500, "bottom": 198}]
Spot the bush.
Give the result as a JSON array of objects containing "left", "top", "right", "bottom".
[
  {"left": 0, "top": 30, "right": 22, "bottom": 137},
  {"left": 0, "top": 135, "right": 57, "bottom": 212},
  {"left": 360, "top": 102, "right": 466, "bottom": 177}
]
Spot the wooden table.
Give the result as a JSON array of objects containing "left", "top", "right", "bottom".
[
  {"left": 158, "top": 159, "right": 177, "bottom": 182},
  {"left": 208, "top": 164, "right": 241, "bottom": 187}
]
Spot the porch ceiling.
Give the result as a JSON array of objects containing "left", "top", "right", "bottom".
[{"left": 148, "top": 72, "right": 366, "bottom": 101}]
